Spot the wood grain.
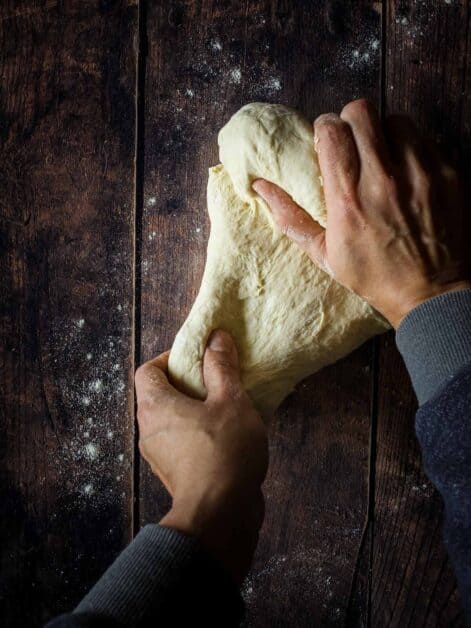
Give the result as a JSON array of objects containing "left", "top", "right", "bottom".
[
  {"left": 371, "top": 2, "right": 469, "bottom": 626},
  {"left": 140, "top": 2, "right": 381, "bottom": 625},
  {"left": 1, "top": 1, "right": 469, "bottom": 625},
  {"left": 0, "top": 1, "right": 138, "bottom": 624}
]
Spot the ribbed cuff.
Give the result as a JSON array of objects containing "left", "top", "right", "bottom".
[
  {"left": 74, "top": 525, "right": 198, "bottom": 625},
  {"left": 396, "top": 289, "right": 471, "bottom": 405}
]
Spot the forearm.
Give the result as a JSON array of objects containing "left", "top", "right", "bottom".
[
  {"left": 45, "top": 524, "right": 244, "bottom": 628},
  {"left": 396, "top": 289, "right": 471, "bottom": 618}
]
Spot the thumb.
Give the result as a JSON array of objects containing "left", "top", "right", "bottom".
[
  {"left": 252, "top": 179, "right": 329, "bottom": 273},
  {"left": 203, "top": 329, "right": 242, "bottom": 400}
]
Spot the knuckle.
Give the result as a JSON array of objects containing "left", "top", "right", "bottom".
[
  {"left": 135, "top": 363, "right": 150, "bottom": 383},
  {"left": 134, "top": 364, "right": 145, "bottom": 381},
  {"left": 213, "top": 356, "right": 237, "bottom": 371},
  {"left": 368, "top": 174, "right": 397, "bottom": 203}
]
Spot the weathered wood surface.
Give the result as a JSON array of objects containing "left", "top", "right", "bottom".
[
  {"left": 0, "top": 1, "right": 138, "bottom": 625},
  {"left": 140, "top": 2, "right": 381, "bottom": 626},
  {"left": 371, "top": 2, "right": 468, "bottom": 626},
  {"left": 1, "top": 0, "right": 469, "bottom": 626}
]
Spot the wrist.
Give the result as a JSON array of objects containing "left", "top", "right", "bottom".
[
  {"left": 385, "top": 280, "right": 471, "bottom": 328},
  {"left": 160, "top": 489, "right": 264, "bottom": 583}
]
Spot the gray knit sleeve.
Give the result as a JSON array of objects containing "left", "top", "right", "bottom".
[
  {"left": 395, "top": 289, "right": 471, "bottom": 404},
  {"left": 44, "top": 524, "right": 243, "bottom": 627}
]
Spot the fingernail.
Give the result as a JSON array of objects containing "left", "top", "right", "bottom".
[
  {"left": 252, "top": 179, "right": 266, "bottom": 198},
  {"left": 208, "top": 330, "right": 227, "bottom": 351}
]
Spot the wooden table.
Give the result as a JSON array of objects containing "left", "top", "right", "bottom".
[{"left": 1, "top": 1, "right": 468, "bottom": 626}]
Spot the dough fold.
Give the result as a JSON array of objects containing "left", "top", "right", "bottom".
[{"left": 168, "top": 103, "right": 388, "bottom": 415}]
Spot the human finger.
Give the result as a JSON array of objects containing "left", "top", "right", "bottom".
[
  {"left": 313, "top": 112, "right": 361, "bottom": 218},
  {"left": 340, "top": 99, "right": 393, "bottom": 178},
  {"left": 203, "top": 330, "right": 243, "bottom": 401},
  {"left": 252, "top": 179, "right": 328, "bottom": 272}
]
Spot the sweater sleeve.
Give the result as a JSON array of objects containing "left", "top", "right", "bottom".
[
  {"left": 45, "top": 524, "right": 244, "bottom": 627},
  {"left": 396, "top": 289, "right": 471, "bottom": 619},
  {"left": 396, "top": 289, "right": 471, "bottom": 405}
]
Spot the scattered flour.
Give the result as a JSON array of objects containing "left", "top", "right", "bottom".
[
  {"left": 230, "top": 67, "right": 242, "bottom": 84},
  {"left": 46, "top": 312, "right": 132, "bottom": 511},
  {"left": 210, "top": 38, "right": 222, "bottom": 51},
  {"left": 84, "top": 443, "right": 99, "bottom": 461},
  {"left": 90, "top": 379, "right": 103, "bottom": 393}
]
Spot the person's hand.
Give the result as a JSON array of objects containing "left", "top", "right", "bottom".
[
  {"left": 134, "top": 329, "right": 268, "bottom": 583},
  {"left": 253, "top": 99, "right": 470, "bottom": 328}
]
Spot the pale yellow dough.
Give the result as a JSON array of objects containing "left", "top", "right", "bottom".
[{"left": 168, "top": 103, "right": 388, "bottom": 415}]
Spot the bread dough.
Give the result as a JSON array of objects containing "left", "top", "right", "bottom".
[{"left": 168, "top": 103, "right": 388, "bottom": 415}]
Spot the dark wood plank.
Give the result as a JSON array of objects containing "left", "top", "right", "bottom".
[
  {"left": 0, "top": 1, "right": 138, "bottom": 624},
  {"left": 140, "top": 2, "right": 381, "bottom": 625},
  {"left": 372, "top": 2, "right": 469, "bottom": 625}
]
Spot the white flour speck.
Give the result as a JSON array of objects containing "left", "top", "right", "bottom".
[
  {"left": 267, "top": 77, "right": 282, "bottom": 91},
  {"left": 148, "top": 231, "right": 157, "bottom": 241},
  {"left": 146, "top": 197, "right": 157, "bottom": 207},
  {"left": 230, "top": 68, "right": 242, "bottom": 83},
  {"left": 82, "top": 396, "right": 91, "bottom": 406},
  {"left": 75, "top": 319, "right": 85, "bottom": 329},
  {"left": 210, "top": 38, "right": 222, "bottom": 51},
  {"left": 84, "top": 443, "right": 99, "bottom": 460},
  {"left": 118, "top": 453, "right": 124, "bottom": 462},
  {"left": 107, "top": 431, "right": 114, "bottom": 439},
  {"left": 82, "top": 484, "right": 94, "bottom": 496},
  {"left": 90, "top": 379, "right": 103, "bottom": 393},
  {"left": 86, "top": 353, "right": 92, "bottom": 360},
  {"left": 185, "top": 88, "right": 194, "bottom": 97}
]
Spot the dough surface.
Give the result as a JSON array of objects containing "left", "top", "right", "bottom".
[{"left": 168, "top": 103, "right": 388, "bottom": 415}]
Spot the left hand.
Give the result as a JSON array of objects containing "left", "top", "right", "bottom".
[{"left": 135, "top": 329, "right": 268, "bottom": 583}]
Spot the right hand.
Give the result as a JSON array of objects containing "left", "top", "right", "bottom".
[
  {"left": 135, "top": 329, "right": 268, "bottom": 583},
  {"left": 253, "top": 99, "right": 469, "bottom": 328}
]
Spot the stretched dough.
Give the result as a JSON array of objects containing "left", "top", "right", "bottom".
[{"left": 168, "top": 103, "right": 388, "bottom": 415}]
